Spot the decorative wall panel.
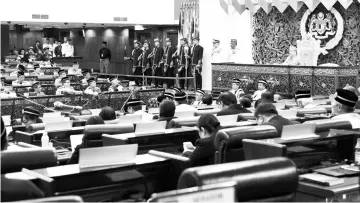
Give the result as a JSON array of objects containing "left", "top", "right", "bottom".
[{"left": 252, "top": 2, "right": 360, "bottom": 66}]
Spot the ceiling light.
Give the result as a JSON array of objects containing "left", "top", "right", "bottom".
[{"left": 134, "top": 25, "right": 144, "bottom": 30}]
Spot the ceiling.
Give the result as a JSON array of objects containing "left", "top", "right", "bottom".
[{"left": 1, "top": 21, "right": 177, "bottom": 30}]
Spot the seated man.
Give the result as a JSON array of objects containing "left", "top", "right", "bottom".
[
  {"left": 125, "top": 99, "right": 145, "bottom": 114},
  {"left": 68, "top": 61, "right": 82, "bottom": 76},
  {"left": 108, "top": 77, "right": 123, "bottom": 92},
  {"left": 255, "top": 103, "right": 293, "bottom": 136},
  {"left": 174, "top": 92, "right": 197, "bottom": 112},
  {"left": 56, "top": 77, "right": 76, "bottom": 95},
  {"left": 99, "top": 106, "right": 117, "bottom": 121},
  {"left": 12, "top": 71, "right": 31, "bottom": 86},
  {"left": 294, "top": 89, "right": 316, "bottom": 109},
  {"left": 192, "top": 89, "right": 205, "bottom": 105},
  {"left": 31, "top": 64, "right": 44, "bottom": 76},
  {"left": 239, "top": 97, "right": 251, "bottom": 108},
  {"left": 21, "top": 106, "right": 43, "bottom": 130},
  {"left": 84, "top": 77, "right": 101, "bottom": 96},
  {"left": 202, "top": 94, "right": 213, "bottom": 106},
  {"left": 254, "top": 91, "right": 276, "bottom": 108},
  {"left": 157, "top": 92, "right": 175, "bottom": 104},
  {"left": 229, "top": 78, "right": 245, "bottom": 101},
  {"left": 158, "top": 100, "right": 177, "bottom": 128},
  {"left": 331, "top": 89, "right": 360, "bottom": 128},
  {"left": 217, "top": 92, "right": 251, "bottom": 116},
  {"left": 10, "top": 64, "right": 26, "bottom": 76},
  {"left": 81, "top": 69, "right": 91, "bottom": 86},
  {"left": 252, "top": 79, "right": 268, "bottom": 101},
  {"left": 54, "top": 69, "right": 67, "bottom": 88},
  {"left": 283, "top": 46, "right": 300, "bottom": 65},
  {"left": 0, "top": 86, "right": 17, "bottom": 99},
  {"left": 29, "top": 81, "right": 46, "bottom": 96}
]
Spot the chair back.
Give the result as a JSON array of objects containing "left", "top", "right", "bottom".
[
  {"left": 1, "top": 148, "right": 57, "bottom": 173},
  {"left": 177, "top": 157, "right": 298, "bottom": 202},
  {"left": 304, "top": 119, "right": 352, "bottom": 133},
  {"left": 243, "top": 139, "right": 286, "bottom": 160},
  {"left": 83, "top": 124, "right": 134, "bottom": 148},
  {"left": 214, "top": 125, "right": 278, "bottom": 163},
  {"left": 169, "top": 117, "right": 199, "bottom": 128},
  {"left": 20, "top": 195, "right": 83, "bottom": 202}
]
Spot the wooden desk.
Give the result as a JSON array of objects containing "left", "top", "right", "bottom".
[
  {"left": 212, "top": 63, "right": 359, "bottom": 96},
  {"left": 3, "top": 154, "right": 175, "bottom": 201},
  {"left": 296, "top": 176, "right": 360, "bottom": 202}
]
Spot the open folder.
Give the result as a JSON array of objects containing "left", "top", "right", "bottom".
[{"left": 79, "top": 144, "right": 138, "bottom": 171}]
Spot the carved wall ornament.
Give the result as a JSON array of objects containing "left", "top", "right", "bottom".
[{"left": 301, "top": 7, "right": 344, "bottom": 51}]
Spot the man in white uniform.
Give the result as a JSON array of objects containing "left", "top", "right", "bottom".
[
  {"left": 331, "top": 89, "right": 360, "bottom": 129},
  {"left": 211, "top": 39, "right": 223, "bottom": 63},
  {"left": 62, "top": 38, "right": 74, "bottom": 57},
  {"left": 227, "top": 39, "right": 241, "bottom": 63}
]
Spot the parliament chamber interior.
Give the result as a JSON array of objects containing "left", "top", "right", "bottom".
[{"left": 1, "top": 0, "right": 360, "bottom": 202}]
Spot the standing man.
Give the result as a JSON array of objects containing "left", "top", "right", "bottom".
[
  {"left": 191, "top": 37, "right": 204, "bottom": 90},
  {"left": 164, "top": 38, "right": 177, "bottom": 88},
  {"left": 62, "top": 37, "right": 74, "bottom": 57},
  {"left": 175, "top": 38, "right": 191, "bottom": 90},
  {"left": 125, "top": 40, "right": 142, "bottom": 86},
  {"left": 152, "top": 38, "right": 164, "bottom": 88},
  {"left": 228, "top": 39, "right": 241, "bottom": 63},
  {"left": 43, "top": 38, "right": 52, "bottom": 53},
  {"left": 99, "top": 41, "right": 111, "bottom": 74},
  {"left": 33, "top": 41, "right": 42, "bottom": 54},
  {"left": 54, "top": 40, "right": 62, "bottom": 57},
  {"left": 211, "top": 39, "right": 223, "bottom": 62},
  {"left": 140, "top": 40, "right": 152, "bottom": 86}
]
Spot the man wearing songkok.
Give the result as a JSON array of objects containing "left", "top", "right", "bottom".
[
  {"left": 211, "top": 39, "right": 223, "bottom": 62},
  {"left": 125, "top": 40, "right": 142, "bottom": 85},
  {"left": 54, "top": 69, "right": 67, "bottom": 88},
  {"left": 124, "top": 99, "right": 151, "bottom": 120},
  {"left": 255, "top": 103, "right": 293, "bottom": 136},
  {"left": 174, "top": 92, "right": 197, "bottom": 112},
  {"left": 84, "top": 77, "right": 101, "bottom": 96},
  {"left": 108, "top": 77, "right": 123, "bottom": 92},
  {"left": 68, "top": 61, "right": 82, "bottom": 76},
  {"left": 31, "top": 64, "right": 44, "bottom": 76},
  {"left": 252, "top": 79, "right": 268, "bottom": 101},
  {"left": 192, "top": 89, "right": 205, "bottom": 105},
  {"left": 229, "top": 78, "right": 245, "bottom": 102},
  {"left": 283, "top": 46, "right": 300, "bottom": 65},
  {"left": 227, "top": 39, "right": 241, "bottom": 63},
  {"left": 56, "top": 77, "right": 76, "bottom": 95},
  {"left": 12, "top": 71, "right": 31, "bottom": 86},
  {"left": 217, "top": 92, "right": 251, "bottom": 116},
  {"left": 331, "top": 89, "right": 360, "bottom": 128},
  {"left": 294, "top": 89, "right": 316, "bottom": 109},
  {"left": 30, "top": 81, "right": 46, "bottom": 96},
  {"left": 21, "top": 106, "right": 43, "bottom": 128},
  {"left": 174, "top": 38, "right": 191, "bottom": 90},
  {"left": 152, "top": 38, "right": 165, "bottom": 88}
]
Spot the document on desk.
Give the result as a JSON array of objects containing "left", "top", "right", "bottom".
[
  {"left": 328, "top": 129, "right": 360, "bottom": 137},
  {"left": 300, "top": 173, "right": 344, "bottom": 186}
]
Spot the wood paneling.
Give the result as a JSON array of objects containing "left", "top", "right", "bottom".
[{"left": 1, "top": 25, "right": 10, "bottom": 59}]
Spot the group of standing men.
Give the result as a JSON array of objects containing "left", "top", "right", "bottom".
[{"left": 99, "top": 37, "right": 203, "bottom": 90}]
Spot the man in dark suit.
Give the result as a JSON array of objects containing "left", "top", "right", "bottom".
[
  {"left": 217, "top": 92, "right": 251, "bottom": 117},
  {"left": 99, "top": 41, "right": 112, "bottom": 74},
  {"left": 164, "top": 38, "right": 177, "bottom": 88},
  {"left": 126, "top": 40, "right": 143, "bottom": 86},
  {"left": 254, "top": 103, "right": 293, "bottom": 136},
  {"left": 152, "top": 38, "right": 164, "bottom": 88},
  {"left": 139, "top": 40, "right": 152, "bottom": 86},
  {"left": 174, "top": 38, "right": 191, "bottom": 90},
  {"left": 54, "top": 40, "right": 62, "bottom": 57},
  {"left": 191, "top": 37, "right": 204, "bottom": 90}
]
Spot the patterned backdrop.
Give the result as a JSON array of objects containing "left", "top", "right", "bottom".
[{"left": 252, "top": 2, "right": 360, "bottom": 66}]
